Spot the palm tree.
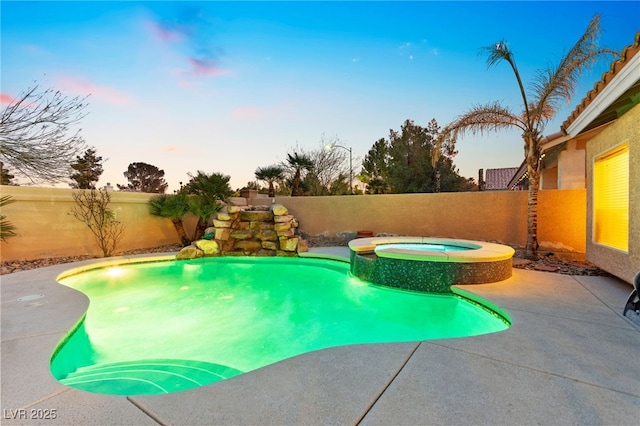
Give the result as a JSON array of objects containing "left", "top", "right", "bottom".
[
  {"left": 148, "top": 193, "right": 191, "bottom": 246},
  {"left": 0, "top": 195, "right": 17, "bottom": 242},
  {"left": 182, "top": 171, "right": 232, "bottom": 240},
  {"left": 184, "top": 171, "right": 233, "bottom": 203},
  {"left": 440, "top": 14, "right": 613, "bottom": 259},
  {"left": 255, "top": 165, "right": 285, "bottom": 197},
  {"left": 285, "top": 152, "right": 313, "bottom": 196},
  {"left": 188, "top": 196, "right": 222, "bottom": 241}
]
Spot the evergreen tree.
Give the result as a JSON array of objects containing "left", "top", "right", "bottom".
[
  {"left": 361, "top": 139, "right": 390, "bottom": 194},
  {"left": 361, "top": 119, "right": 470, "bottom": 194},
  {"left": 69, "top": 148, "right": 104, "bottom": 189},
  {"left": 386, "top": 119, "right": 434, "bottom": 193},
  {"left": 118, "top": 162, "right": 168, "bottom": 193}
]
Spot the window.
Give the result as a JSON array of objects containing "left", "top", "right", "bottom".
[{"left": 593, "top": 142, "right": 629, "bottom": 251}]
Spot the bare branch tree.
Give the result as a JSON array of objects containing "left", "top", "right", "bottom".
[
  {"left": 0, "top": 83, "right": 89, "bottom": 183},
  {"left": 69, "top": 189, "right": 125, "bottom": 257},
  {"left": 292, "top": 135, "right": 350, "bottom": 196}
]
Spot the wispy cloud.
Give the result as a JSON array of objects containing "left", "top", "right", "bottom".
[
  {"left": 146, "top": 20, "right": 186, "bottom": 43},
  {"left": 232, "top": 106, "right": 264, "bottom": 120},
  {"left": 163, "top": 146, "right": 183, "bottom": 153},
  {"left": 58, "top": 77, "right": 132, "bottom": 105},
  {"left": 0, "top": 94, "right": 16, "bottom": 105},
  {"left": 188, "top": 57, "right": 229, "bottom": 77},
  {"left": 144, "top": 6, "right": 228, "bottom": 82}
]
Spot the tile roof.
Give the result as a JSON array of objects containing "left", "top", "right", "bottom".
[
  {"left": 484, "top": 167, "right": 519, "bottom": 190},
  {"left": 562, "top": 31, "right": 640, "bottom": 132}
]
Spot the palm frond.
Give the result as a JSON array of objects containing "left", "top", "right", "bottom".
[
  {"left": 147, "top": 193, "right": 189, "bottom": 220},
  {"left": 255, "top": 165, "right": 285, "bottom": 181},
  {"left": 0, "top": 195, "right": 17, "bottom": 242},
  {"left": 480, "top": 39, "right": 513, "bottom": 69},
  {"left": 531, "top": 14, "right": 616, "bottom": 122},
  {"left": 187, "top": 195, "right": 221, "bottom": 222},
  {"left": 480, "top": 39, "right": 532, "bottom": 122},
  {"left": 286, "top": 152, "right": 314, "bottom": 169},
  {"left": 445, "top": 102, "right": 525, "bottom": 143}
]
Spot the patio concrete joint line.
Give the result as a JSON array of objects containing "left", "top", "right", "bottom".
[
  {"left": 17, "top": 388, "right": 70, "bottom": 411},
  {"left": 571, "top": 276, "right": 640, "bottom": 330},
  {"left": 1, "top": 330, "right": 71, "bottom": 343},
  {"left": 429, "top": 342, "right": 640, "bottom": 398},
  {"left": 127, "top": 396, "right": 169, "bottom": 426},
  {"left": 500, "top": 306, "right": 636, "bottom": 331},
  {"left": 353, "top": 342, "right": 422, "bottom": 425}
]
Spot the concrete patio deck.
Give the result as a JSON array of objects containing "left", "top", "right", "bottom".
[{"left": 1, "top": 248, "right": 638, "bottom": 425}]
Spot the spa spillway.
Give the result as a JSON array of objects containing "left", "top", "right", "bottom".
[{"left": 349, "top": 237, "right": 515, "bottom": 293}]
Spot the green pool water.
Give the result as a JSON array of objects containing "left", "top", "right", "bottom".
[{"left": 51, "top": 257, "right": 510, "bottom": 396}]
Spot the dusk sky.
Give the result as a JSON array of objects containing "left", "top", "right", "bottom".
[{"left": 2, "top": 1, "right": 639, "bottom": 192}]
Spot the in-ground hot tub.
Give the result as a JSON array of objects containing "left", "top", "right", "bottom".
[{"left": 349, "top": 237, "right": 515, "bottom": 293}]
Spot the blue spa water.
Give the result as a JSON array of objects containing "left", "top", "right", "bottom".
[
  {"left": 376, "top": 243, "right": 472, "bottom": 252},
  {"left": 51, "top": 257, "right": 509, "bottom": 396}
]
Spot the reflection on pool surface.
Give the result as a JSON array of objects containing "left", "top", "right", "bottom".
[{"left": 51, "top": 257, "right": 510, "bottom": 395}]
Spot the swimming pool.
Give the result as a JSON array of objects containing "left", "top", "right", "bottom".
[{"left": 51, "top": 256, "right": 510, "bottom": 396}]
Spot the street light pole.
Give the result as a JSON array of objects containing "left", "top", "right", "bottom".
[{"left": 326, "top": 144, "right": 353, "bottom": 195}]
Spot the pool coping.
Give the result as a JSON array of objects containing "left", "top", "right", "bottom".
[
  {"left": 55, "top": 255, "right": 177, "bottom": 281},
  {"left": 348, "top": 236, "right": 515, "bottom": 262},
  {"left": 1, "top": 248, "right": 639, "bottom": 425}
]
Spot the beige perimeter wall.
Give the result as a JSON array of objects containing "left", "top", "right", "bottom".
[
  {"left": 1, "top": 186, "right": 586, "bottom": 264},
  {"left": 586, "top": 104, "right": 640, "bottom": 284},
  {"left": 0, "top": 187, "right": 195, "bottom": 261},
  {"left": 273, "top": 190, "right": 586, "bottom": 258}
]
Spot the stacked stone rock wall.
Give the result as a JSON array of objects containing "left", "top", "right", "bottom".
[{"left": 177, "top": 204, "right": 308, "bottom": 260}]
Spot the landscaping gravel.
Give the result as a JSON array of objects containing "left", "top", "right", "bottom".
[
  {"left": 0, "top": 244, "right": 182, "bottom": 275},
  {"left": 1, "top": 243, "right": 608, "bottom": 277}
]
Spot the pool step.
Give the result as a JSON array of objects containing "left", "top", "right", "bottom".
[{"left": 59, "top": 359, "right": 243, "bottom": 395}]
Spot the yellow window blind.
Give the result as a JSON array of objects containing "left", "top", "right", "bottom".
[{"left": 593, "top": 143, "right": 629, "bottom": 251}]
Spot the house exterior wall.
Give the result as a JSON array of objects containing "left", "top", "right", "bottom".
[
  {"left": 586, "top": 103, "right": 640, "bottom": 284},
  {"left": 541, "top": 165, "right": 558, "bottom": 190},
  {"left": 1, "top": 186, "right": 586, "bottom": 262},
  {"left": 558, "top": 145, "right": 586, "bottom": 189}
]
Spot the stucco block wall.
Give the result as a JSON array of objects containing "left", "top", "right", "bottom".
[
  {"left": 586, "top": 104, "right": 640, "bottom": 284},
  {"left": 0, "top": 187, "right": 194, "bottom": 261},
  {"left": 274, "top": 190, "right": 586, "bottom": 257},
  {"left": 277, "top": 192, "right": 526, "bottom": 244},
  {"left": 1, "top": 187, "right": 586, "bottom": 262}
]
